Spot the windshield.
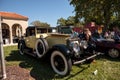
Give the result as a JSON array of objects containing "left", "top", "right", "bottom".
[{"left": 37, "top": 28, "right": 52, "bottom": 33}]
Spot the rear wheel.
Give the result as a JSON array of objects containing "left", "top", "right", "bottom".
[
  {"left": 108, "top": 48, "right": 119, "bottom": 58},
  {"left": 50, "top": 51, "right": 72, "bottom": 76},
  {"left": 19, "top": 42, "right": 25, "bottom": 55}
]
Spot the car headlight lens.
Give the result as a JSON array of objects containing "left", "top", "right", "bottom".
[{"left": 70, "top": 41, "right": 80, "bottom": 55}]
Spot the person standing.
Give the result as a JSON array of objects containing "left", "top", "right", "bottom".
[
  {"left": 70, "top": 29, "right": 79, "bottom": 39},
  {"left": 83, "top": 28, "right": 92, "bottom": 42}
]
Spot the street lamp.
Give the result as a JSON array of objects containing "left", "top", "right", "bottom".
[{"left": 0, "top": 15, "right": 6, "bottom": 79}]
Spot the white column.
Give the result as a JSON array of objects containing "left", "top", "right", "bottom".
[
  {"left": 0, "top": 15, "right": 7, "bottom": 79},
  {"left": 9, "top": 26, "right": 13, "bottom": 44}
]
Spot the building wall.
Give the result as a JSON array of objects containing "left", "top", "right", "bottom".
[
  {"left": 1, "top": 18, "right": 28, "bottom": 44},
  {"left": 2, "top": 18, "right": 28, "bottom": 35}
]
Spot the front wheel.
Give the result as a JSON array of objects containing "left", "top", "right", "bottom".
[
  {"left": 50, "top": 51, "right": 72, "bottom": 76},
  {"left": 108, "top": 48, "right": 119, "bottom": 58}
]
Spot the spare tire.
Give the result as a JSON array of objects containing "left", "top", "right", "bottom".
[
  {"left": 42, "top": 38, "right": 49, "bottom": 51},
  {"left": 35, "top": 38, "right": 48, "bottom": 58}
]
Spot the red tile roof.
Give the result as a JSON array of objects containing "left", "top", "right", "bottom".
[{"left": 0, "top": 12, "right": 28, "bottom": 20}]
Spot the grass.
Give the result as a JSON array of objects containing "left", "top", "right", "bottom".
[{"left": 4, "top": 45, "right": 120, "bottom": 80}]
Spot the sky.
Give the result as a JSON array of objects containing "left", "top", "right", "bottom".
[{"left": 0, "top": 0, "right": 75, "bottom": 27}]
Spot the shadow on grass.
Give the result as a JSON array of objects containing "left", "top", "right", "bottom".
[
  {"left": 65, "top": 64, "right": 90, "bottom": 80},
  {"left": 6, "top": 50, "right": 109, "bottom": 80},
  {"left": 5, "top": 50, "right": 27, "bottom": 61},
  {"left": 5, "top": 50, "right": 90, "bottom": 80},
  {"left": 5, "top": 50, "right": 57, "bottom": 80}
]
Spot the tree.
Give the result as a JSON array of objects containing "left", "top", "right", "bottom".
[
  {"left": 66, "top": 16, "right": 75, "bottom": 26},
  {"left": 57, "top": 16, "right": 83, "bottom": 27},
  {"left": 69, "top": 0, "right": 120, "bottom": 29},
  {"left": 31, "top": 20, "right": 50, "bottom": 27},
  {"left": 57, "top": 18, "right": 66, "bottom": 26}
]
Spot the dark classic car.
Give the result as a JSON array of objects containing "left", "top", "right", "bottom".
[{"left": 92, "top": 34, "right": 120, "bottom": 58}]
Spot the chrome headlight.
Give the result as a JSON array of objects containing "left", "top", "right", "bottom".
[{"left": 70, "top": 41, "right": 80, "bottom": 55}]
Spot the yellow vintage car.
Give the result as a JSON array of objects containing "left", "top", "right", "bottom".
[{"left": 18, "top": 26, "right": 101, "bottom": 76}]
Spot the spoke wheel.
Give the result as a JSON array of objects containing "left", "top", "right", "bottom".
[
  {"left": 50, "top": 51, "right": 72, "bottom": 76},
  {"left": 19, "top": 43, "right": 25, "bottom": 55},
  {"left": 108, "top": 49, "right": 119, "bottom": 58}
]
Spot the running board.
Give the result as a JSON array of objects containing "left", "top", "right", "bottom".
[{"left": 73, "top": 52, "right": 102, "bottom": 65}]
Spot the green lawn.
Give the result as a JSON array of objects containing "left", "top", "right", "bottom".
[{"left": 4, "top": 45, "right": 120, "bottom": 80}]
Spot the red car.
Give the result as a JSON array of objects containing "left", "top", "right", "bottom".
[{"left": 92, "top": 35, "right": 120, "bottom": 58}]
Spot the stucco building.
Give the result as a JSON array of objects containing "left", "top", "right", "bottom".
[{"left": 0, "top": 12, "right": 28, "bottom": 45}]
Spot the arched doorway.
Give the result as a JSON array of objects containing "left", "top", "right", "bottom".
[
  {"left": 12, "top": 24, "right": 22, "bottom": 43},
  {"left": 1, "top": 23, "right": 10, "bottom": 44}
]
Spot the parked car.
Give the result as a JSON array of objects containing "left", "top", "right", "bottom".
[
  {"left": 92, "top": 34, "right": 120, "bottom": 58},
  {"left": 18, "top": 26, "right": 101, "bottom": 76}
]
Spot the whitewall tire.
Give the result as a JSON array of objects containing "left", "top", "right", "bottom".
[{"left": 50, "top": 51, "right": 72, "bottom": 76}]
